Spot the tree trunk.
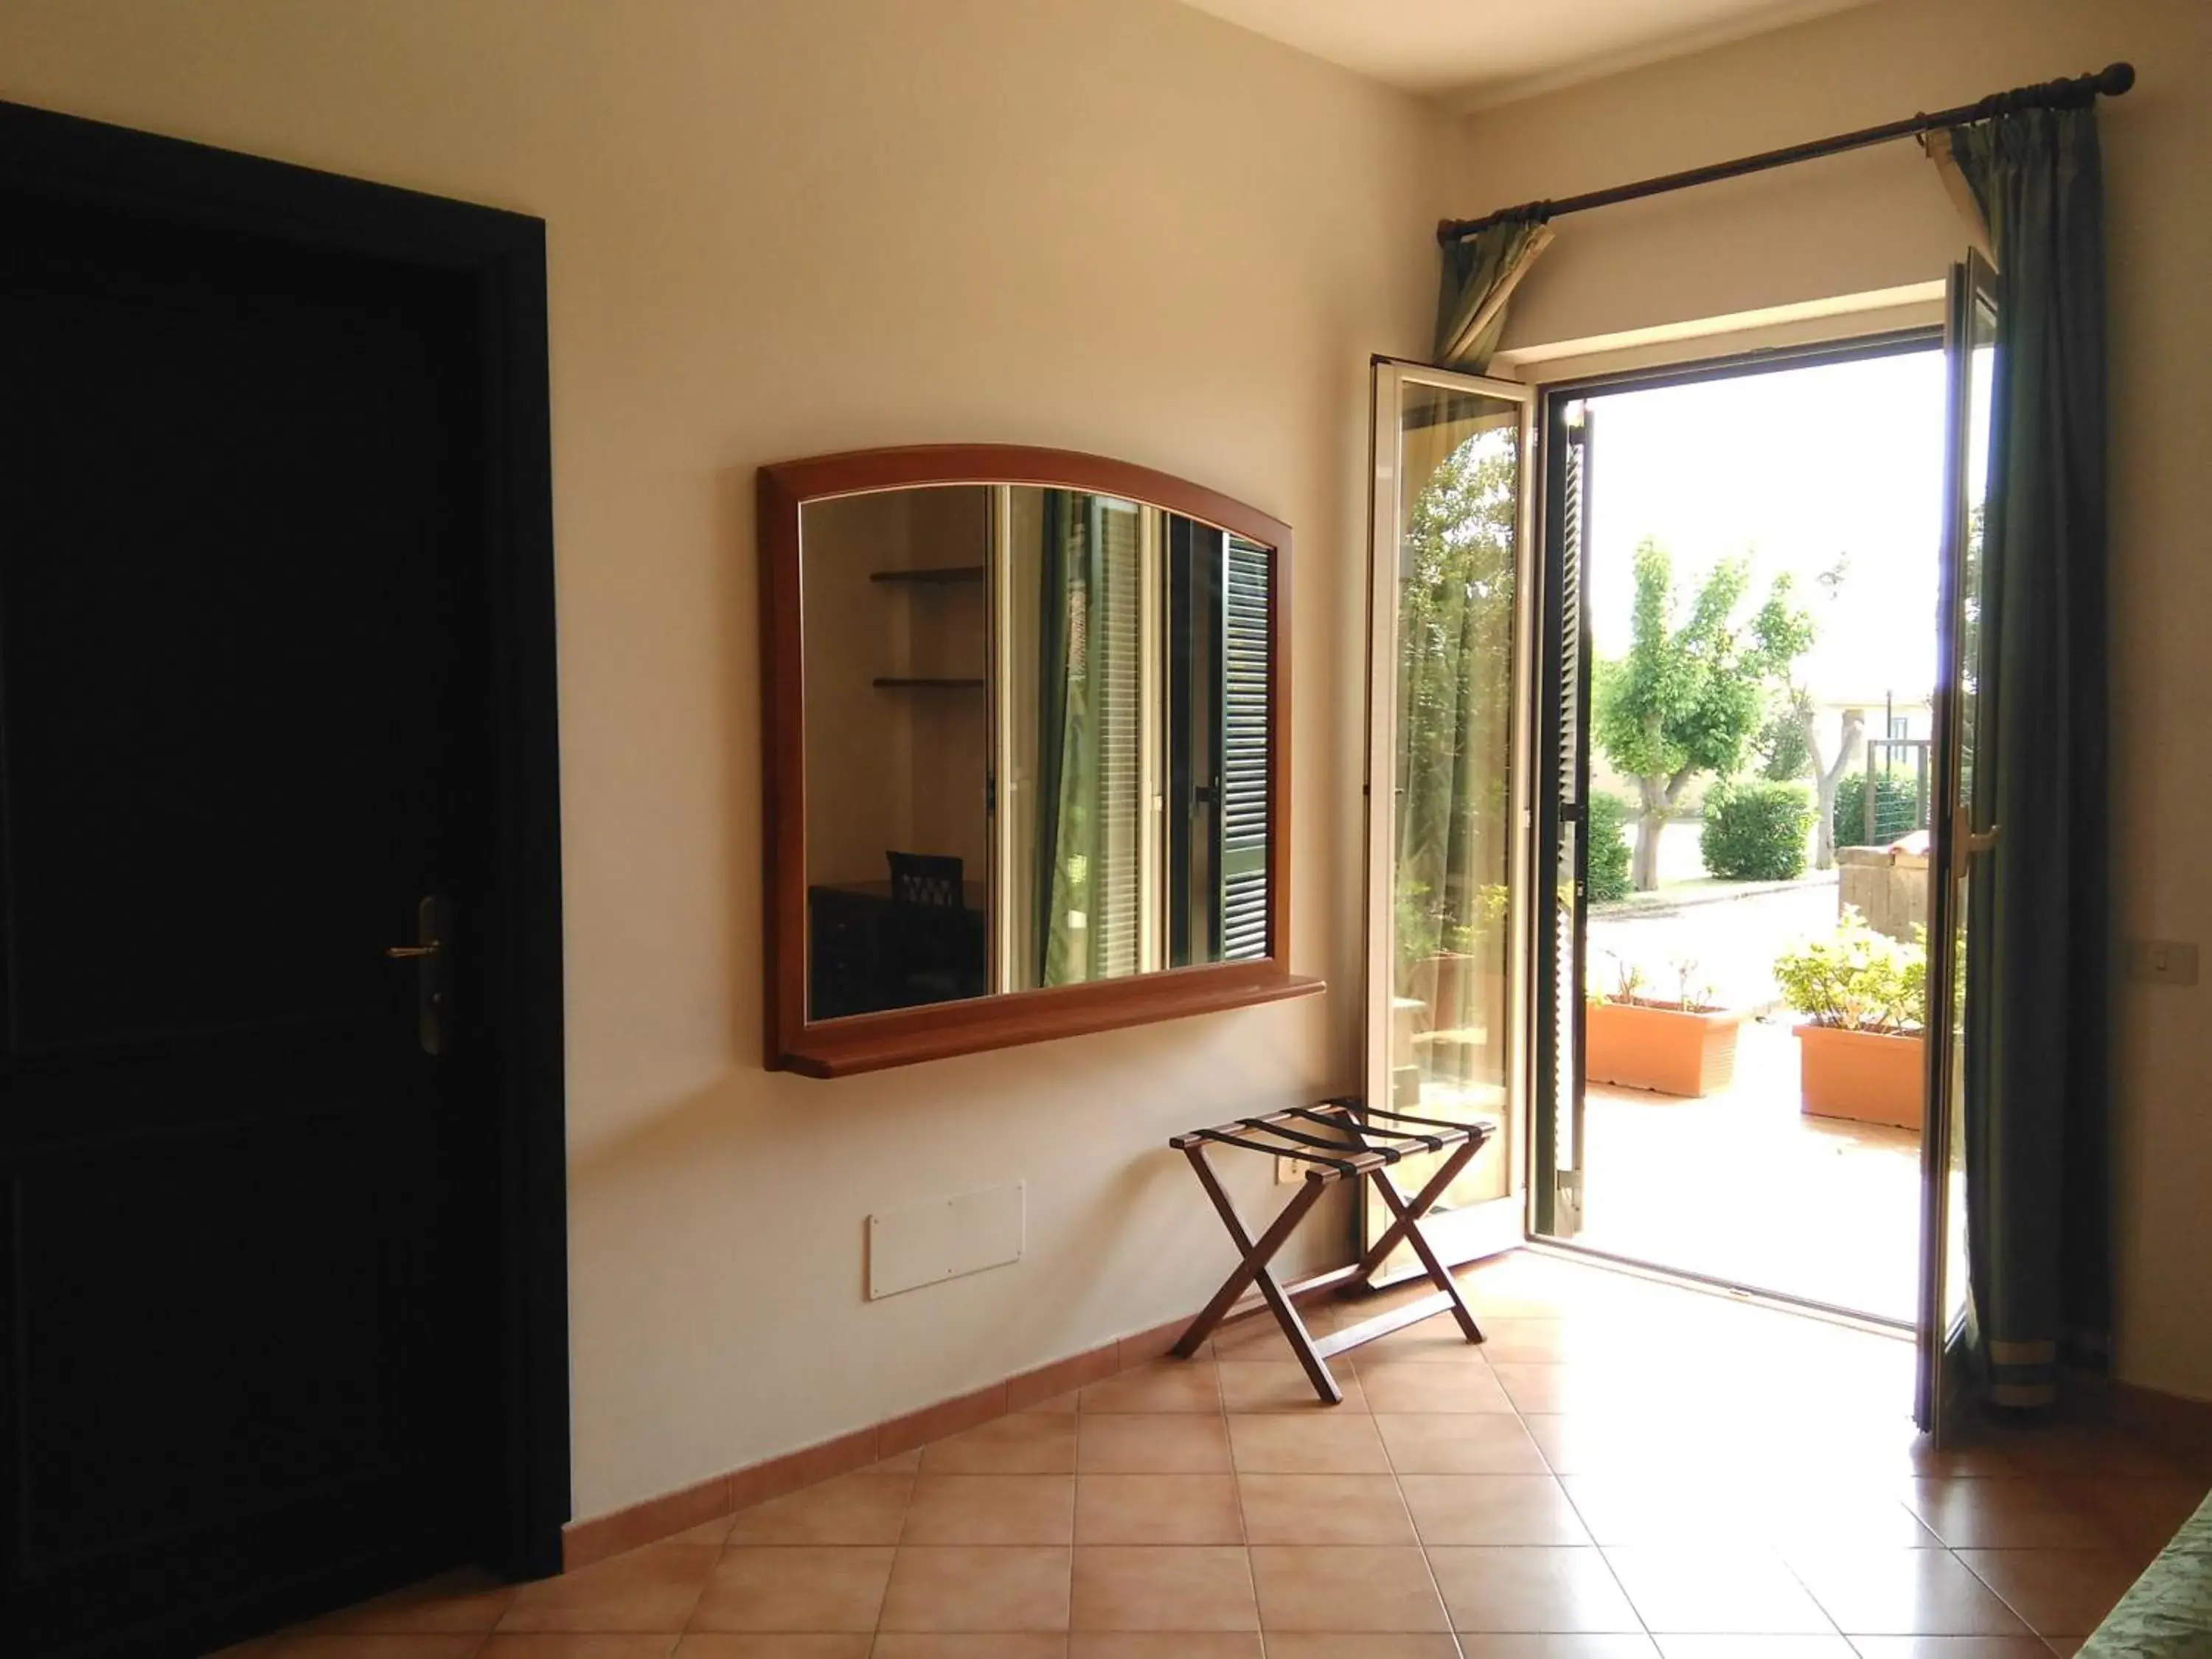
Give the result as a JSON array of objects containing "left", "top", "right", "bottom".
[
  {"left": 1631, "top": 775, "right": 1669, "bottom": 891},
  {"left": 1800, "top": 704, "right": 1866, "bottom": 871}
]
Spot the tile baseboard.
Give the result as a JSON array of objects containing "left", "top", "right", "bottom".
[{"left": 560, "top": 1269, "right": 1354, "bottom": 1571}]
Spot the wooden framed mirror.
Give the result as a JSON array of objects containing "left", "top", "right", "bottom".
[{"left": 758, "top": 445, "right": 1320, "bottom": 1077}]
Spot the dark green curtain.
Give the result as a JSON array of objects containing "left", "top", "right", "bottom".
[
  {"left": 1033, "top": 494, "right": 1098, "bottom": 987},
  {"left": 1435, "top": 213, "right": 1554, "bottom": 370},
  {"left": 1950, "top": 105, "right": 2112, "bottom": 1409}
]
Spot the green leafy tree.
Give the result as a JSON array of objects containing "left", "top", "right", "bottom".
[
  {"left": 1392, "top": 432, "right": 1518, "bottom": 977},
  {"left": 1593, "top": 538, "right": 1810, "bottom": 890}
]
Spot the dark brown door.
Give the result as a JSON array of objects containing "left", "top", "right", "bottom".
[{"left": 0, "top": 180, "right": 497, "bottom": 1655}]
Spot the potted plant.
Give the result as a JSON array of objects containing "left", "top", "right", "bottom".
[
  {"left": 1585, "top": 953, "right": 1747, "bottom": 1097},
  {"left": 1773, "top": 907, "right": 1927, "bottom": 1129}
]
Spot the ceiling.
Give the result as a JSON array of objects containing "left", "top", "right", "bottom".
[{"left": 1176, "top": 0, "right": 1881, "bottom": 105}]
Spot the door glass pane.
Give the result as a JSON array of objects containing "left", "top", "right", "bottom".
[
  {"left": 1944, "top": 282, "right": 1998, "bottom": 1334},
  {"left": 1385, "top": 380, "right": 1523, "bottom": 1217}
]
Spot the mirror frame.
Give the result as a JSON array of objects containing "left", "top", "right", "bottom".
[{"left": 758, "top": 444, "right": 1321, "bottom": 1077}]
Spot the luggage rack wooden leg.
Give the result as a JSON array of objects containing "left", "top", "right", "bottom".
[
  {"left": 1346, "top": 1132, "right": 1486, "bottom": 1344},
  {"left": 1169, "top": 1143, "right": 1343, "bottom": 1404}
]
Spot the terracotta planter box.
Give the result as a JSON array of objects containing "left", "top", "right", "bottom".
[
  {"left": 1795, "top": 1021, "right": 1925, "bottom": 1130},
  {"left": 1585, "top": 998, "right": 1745, "bottom": 1098}
]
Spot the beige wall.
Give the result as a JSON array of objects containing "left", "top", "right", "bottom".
[
  {"left": 0, "top": 0, "right": 1446, "bottom": 1516},
  {"left": 1455, "top": 0, "right": 2212, "bottom": 1402}
]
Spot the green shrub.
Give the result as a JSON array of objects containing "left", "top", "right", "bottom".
[
  {"left": 1700, "top": 779, "right": 1812, "bottom": 880},
  {"left": 1585, "top": 793, "right": 1633, "bottom": 904},
  {"left": 1773, "top": 907, "right": 1927, "bottom": 1032},
  {"left": 1833, "top": 770, "right": 1922, "bottom": 847}
]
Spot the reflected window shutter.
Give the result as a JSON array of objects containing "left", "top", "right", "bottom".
[
  {"left": 1219, "top": 537, "right": 1270, "bottom": 960},
  {"left": 1093, "top": 500, "right": 1143, "bottom": 978}
]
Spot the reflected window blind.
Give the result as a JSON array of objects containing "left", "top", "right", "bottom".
[
  {"left": 1220, "top": 537, "right": 1270, "bottom": 960},
  {"left": 1093, "top": 500, "right": 1142, "bottom": 978}
]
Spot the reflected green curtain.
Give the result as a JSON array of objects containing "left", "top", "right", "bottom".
[
  {"left": 1434, "top": 213, "right": 1554, "bottom": 371},
  {"left": 1034, "top": 494, "right": 1098, "bottom": 987},
  {"left": 1950, "top": 105, "right": 2112, "bottom": 1410}
]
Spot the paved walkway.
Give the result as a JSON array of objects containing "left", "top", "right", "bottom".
[
  {"left": 1572, "top": 1018, "right": 1927, "bottom": 1324},
  {"left": 1589, "top": 872, "right": 1840, "bottom": 1012}
]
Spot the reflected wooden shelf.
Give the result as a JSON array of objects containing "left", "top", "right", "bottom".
[
  {"left": 870, "top": 565, "right": 986, "bottom": 585},
  {"left": 872, "top": 676, "right": 984, "bottom": 689}
]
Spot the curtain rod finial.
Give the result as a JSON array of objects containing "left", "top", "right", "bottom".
[{"left": 2098, "top": 62, "right": 2137, "bottom": 97}]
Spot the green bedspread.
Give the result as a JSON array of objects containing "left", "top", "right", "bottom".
[{"left": 2081, "top": 1489, "right": 2212, "bottom": 1657}]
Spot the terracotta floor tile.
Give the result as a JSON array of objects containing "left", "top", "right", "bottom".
[
  {"left": 499, "top": 1543, "right": 721, "bottom": 1633},
  {"left": 1068, "top": 1545, "right": 1256, "bottom": 1631},
  {"left": 901, "top": 1476, "right": 1075, "bottom": 1545},
  {"left": 471, "top": 1638, "right": 688, "bottom": 1659},
  {"left": 1453, "top": 1639, "right": 1660, "bottom": 1658},
  {"left": 1226, "top": 1413, "right": 1390, "bottom": 1474},
  {"left": 1236, "top": 1474, "right": 1416, "bottom": 1545},
  {"left": 1074, "top": 1474, "right": 1243, "bottom": 1544},
  {"left": 669, "top": 1638, "right": 873, "bottom": 1658},
  {"left": 1216, "top": 1360, "right": 1368, "bottom": 1413},
  {"left": 2052, "top": 1475, "right": 2212, "bottom": 1562},
  {"left": 1902, "top": 1481, "right": 2119, "bottom": 1551},
  {"left": 1600, "top": 1545, "right": 1833, "bottom": 1634},
  {"left": 1364, "top": 1312, "right": 1506, "bottom": 1364},
  {"left": 1264, "top": 1637, "right": 1468, "bottom": 1659},
  {"left": 1520, "top": 1416, "right": 1749, "bottom": 1478},
  {"left": 1374, "top": 1413, "right": 1550, "bottom": 1474},
  {"left": 1077, "top": 1361, "right": 1221, "bottom": 1414},
  {"left": 867, "top": 1639, "right": 1068, "bottom": 1659},
  {"left": 1554, "top": 1475, "right": 1773, "bottom": 1548},
  {"left": 270, "top": 1638, "right": 488, "bottom": 1658},
  {"left": 1425, "top": 1546, "right": 1643, "bottom": 1633},
  {"left": 723, "top": 1475, "right": 911, "bottom": 1546},
  {"left": 1487, "top": 1366, "right": 1624, "bottom": 1416},
  {"left": 1077, "top": 1414, "right": 1233, "bottom": 1473},
  {"left": 1065, "top": 1634, "right": 1260, "bottom": 1658},
  {"left": 1397, "top": 1475, "right": 1590, "bottom": 1545},
  {"left": 1842, "top": 1639, "right": 2065, "bottom": 1658},
  {"left": 878, "top": 1546, "right": 1072, "bottom": 1632},
  {"left": 920, "top": 1415, "right": 1079, "bottom": 1475},
  {"left": 1985, "top": 1425, "right": 2183, "bottom": 1480},
  {"left": 1952, "top": 1548, "right": 2143, "bottom": 1637},
  {"left": 1354, "top": 1360, "right": 1514, "bottom": 1413},
  {"left": 1785, "top": 1548, "right": 2031, "bottom": 1637},
  {"left": 1449, "top": 1321, "right": 1579, "bottom": 1363},
  {"left": 669, "top": 1517, "right": 739, "bottom": 1548},
  {"left": 686, "top": 1547, "right": 894, "bottom": 1633},
  {"left": 866, "top": 1451, "right": 925, "bottom": 1475},
  {"left": 1246, "top": 1545, "right": 1449, "bottom": 1632},
  {"left": 308, "top": 1571, "right": 518, "bottom": 1634},
  {"left": 1649, "top": 1640, "right": 1854, "bottom": 1658}
]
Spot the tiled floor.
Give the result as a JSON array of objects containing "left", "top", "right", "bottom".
[{"left": 220, "top": 1251, "right": 2206, "bottom": 1658}]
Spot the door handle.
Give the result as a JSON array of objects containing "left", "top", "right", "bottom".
[
  {"left": 386, "top": 895, "right": 450, "bottom": 1055},
  {"left": 1953, "top": 822, "right": 2001, "bottom": 880}
]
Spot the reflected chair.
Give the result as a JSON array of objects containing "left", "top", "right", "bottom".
[{"left": 885, "top": 851, "right": 978, "bottom": 1005}]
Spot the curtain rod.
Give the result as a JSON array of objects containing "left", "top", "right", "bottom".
[{"left": 1436, "top": 61, "right": 2135, "bottom": 244}]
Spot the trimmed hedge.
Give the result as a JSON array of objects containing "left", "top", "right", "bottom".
[
  {"left": 1585, "top": 793, "right": 1633, "bottom": 903},
  {"left": 1701, "top": 779, "right": 1812, "bottom": 881}
]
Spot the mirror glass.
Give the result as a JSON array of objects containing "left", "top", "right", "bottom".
[{"left": 800, "top": 484, "right": 1276, "bottom": 1020}]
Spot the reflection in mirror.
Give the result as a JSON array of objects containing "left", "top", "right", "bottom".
[{"left": 800, "top": 484, "right": 1273, "bottom": 1023}]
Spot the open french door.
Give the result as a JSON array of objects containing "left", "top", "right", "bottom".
[
  {"left": 1361, "top": 359, "right": 1539, "bottom": 1276},
  {"left": 1917, "top": 249, "right": 2000, "bottom": 1439}
]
